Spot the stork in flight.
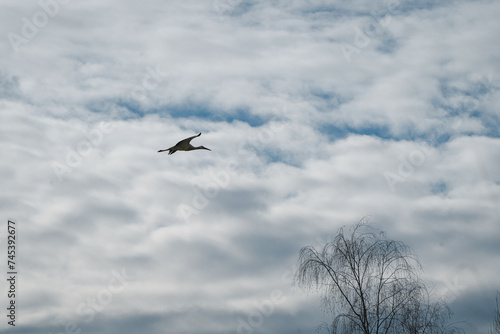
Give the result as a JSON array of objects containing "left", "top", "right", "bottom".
[{"left": 158, "top": 133, "right": 211, "bottom": 155}]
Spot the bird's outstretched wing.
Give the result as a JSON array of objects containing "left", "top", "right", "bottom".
[
  {"left": 175, "top": 132, "right": 201, "bottom": 147},
  {"left": 175, "top": 132, "right": 201, "bottom": 146}
]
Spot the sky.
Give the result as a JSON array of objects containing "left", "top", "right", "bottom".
[{"left": 0, "top": 0, "right": 499, "bottom": 333}]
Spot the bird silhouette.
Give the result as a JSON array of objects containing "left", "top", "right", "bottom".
[{"left": 158, "top": 133, "right": 211, "bottom": 155}]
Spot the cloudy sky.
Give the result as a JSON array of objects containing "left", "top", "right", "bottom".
[{"left": 1, "top": 0, "right": 499, "bottom": 333}]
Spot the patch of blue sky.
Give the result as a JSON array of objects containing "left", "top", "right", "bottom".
[
  {"left": 479, "top": 113, "right": 500, "bottom": 138},
  {"left": 215, "top": 0, "right": 255, "bottom": 21},
  {"left": 430, "top": 78, "right": 500, "bottom": 138},
  {"left": 431, "top": 105, "right": 500, "bottom": 139},
  {"left": 439, "top": 77, "right": 495, "bottom": 102},
  {"left": 376, "top": 35, "right": 398, "bottom": 54},
  {"left": 115, "top": 101, "right": 145, "bottom": 119},
  {"left": 260, "top": 149, "right": 282, "bottom": 164},
  {"left": 296, "top": 5, "right": 357, "bottom": 19},
  {"left": 433, "top": 100, "right": 474, "bottom": 118},
  {"left": 430, "top": 181, "right": 448, "bottom": 195},
  {"left": 168, "top": 104, "right": 267, "bottom": 127},
  {"left": 264, "top": 149, "right": 302, "bottom": 167},
  {"left": 0, "top": 72, "right": 21, "bottom": 99},
  {"left": 309, "top": 90, "right": 344, "bottom": 104},
  {"left": 381, "top": 0, "right": 454, "bottom": 15},
  {"left": 84, "top": 99, "right": 143, "bottom": 120},
  {"left": 230, "top": 0, "right": 254, "bottom": 16},
  {"left": 114, "top": 100, "right": 268, "bottom": 127},
  {"left": 307, "top": 89, "right": 350, "bottom": 112},
  {"left": 319, "top": 123, "right": 394, "bottom": 141},
  {"left": 318, "top": 121, "right": 474, "bottom": 146},
  {"left": 427, "top": 130, "right": 452, "bottom": 146},
  {"left": 297, "top": 0, "right": 452, "bottom": 19},
  {"left": 239, "top": 141, "right": 301, "bottom": 167}
]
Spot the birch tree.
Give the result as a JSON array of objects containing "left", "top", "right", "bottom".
[{"left": 295, "top": 222, "right": 462, "bottom": 334}]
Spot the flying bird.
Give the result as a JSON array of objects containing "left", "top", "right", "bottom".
[{"left": 158, "top": 133, "right": 211, "bottom": 155}]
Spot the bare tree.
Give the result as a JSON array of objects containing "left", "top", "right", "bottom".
[
  {"left": 400, "top": 287, "right": 464, "bottom": 334},
  {"left": 295, "top": 221, "right": 462, "bottom": 334},
  {"left": 491, "top": 292, "right": 500, "bottom": 334}
]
